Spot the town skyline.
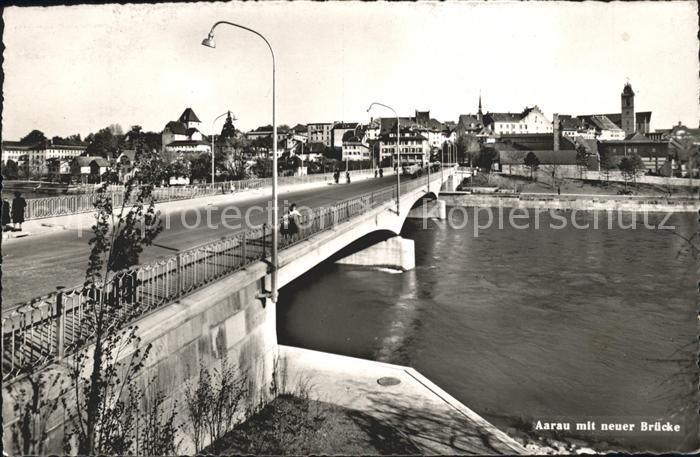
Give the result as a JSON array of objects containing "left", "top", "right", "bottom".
[{"left": 2, "top": 1, "right": 698, "bottom": 140}]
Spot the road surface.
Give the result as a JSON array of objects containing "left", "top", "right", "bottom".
[{"left": 2, "top": 176, "right": 409, "bottom": 307}]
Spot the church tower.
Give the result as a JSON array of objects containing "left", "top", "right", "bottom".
[
  {"left": 620, "top": 83, "right": 635, "bottom": 135},
  {"left": 477, "top": 92, "right": 483, "bottom": 121}
]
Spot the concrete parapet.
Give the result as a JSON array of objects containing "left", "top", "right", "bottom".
[
  {"left": 439, "top": 192, "right": 700, "bottom": 213},
  {"left": 335, "top": 236, "right": 415, "bottom": 271},
  {"left": 2, "top": 262, "right": 279, "bottom": 455}
]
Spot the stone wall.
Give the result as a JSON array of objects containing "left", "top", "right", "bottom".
[
  {"left": 439, "top": 192, "right": 700, "bottom": 213},
  {"left": 2, "top": 262, "right": 278, "bottom": 455}
]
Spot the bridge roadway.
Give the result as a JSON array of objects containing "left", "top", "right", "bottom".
[{"left": 2, "top": 175, "right": 421, "bottom": 307}]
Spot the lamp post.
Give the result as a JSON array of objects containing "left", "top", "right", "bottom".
[
  {"left": 441, "top": 142, "right": 444, "bottom": 180},
  {"left": 211, "top": 110, "right": 234, "bottom": 187},
  {"left": 367, "top": 102, "right": 400, "bottom": 213},
  {"left": 202, "top": 21, "right": 279, "bottom": 302}
]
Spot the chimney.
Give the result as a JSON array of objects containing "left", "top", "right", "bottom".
[{"left": 553, "top": 113, "right": 560, "bottom": 152}]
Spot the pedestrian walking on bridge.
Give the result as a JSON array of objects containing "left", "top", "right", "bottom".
[{"left": 346, "top": 171, "right": 351, "bottom": 184}]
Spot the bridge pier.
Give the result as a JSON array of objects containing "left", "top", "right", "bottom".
[
  {"left": 442, "top": 175, "right": 457, "bottom": 192},
  {"left": 407, "top": 199, "right": 447, "bottom": 220},
  {"left": 336, "top": 236, "right": 415, "bottom": 271}
]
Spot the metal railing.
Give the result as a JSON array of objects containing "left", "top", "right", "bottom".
[
  {"left": 9, "top": 167, "right": 394, "bottom": 221},
  {"left": 2, "top": 171, "right": 441, "bottom": 381}
]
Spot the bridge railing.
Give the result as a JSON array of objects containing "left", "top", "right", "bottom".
[
  {"left": 2, "top": 171, "right": 438, "bottom": 381},
  {"left": 14, "top": 167, "right": 394, "bottom": 221}
]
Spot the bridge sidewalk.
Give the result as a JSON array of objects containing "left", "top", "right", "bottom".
[
  {"left": 278, "top": 345, "right": 529, "bottom": 455},
  {"left": 2, "top": 171, "right": 394, "bottom": 244}
]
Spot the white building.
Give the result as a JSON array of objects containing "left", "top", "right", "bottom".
[
  {"left": 162, "top": 108, "right": 211, "bottom": 160},
  {"left": 307, "top": 122, "right": 333, "bottom": 147},
  {"left": 485, "top": 106, "right": 552, "bottom": 135},
  {"left": 342, "top": 141, "right": 371, "bottom": 161},
  {"left": 379, "top": 129, "right": 430, "bottom": 166}
]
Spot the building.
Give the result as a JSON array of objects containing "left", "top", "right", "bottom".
[
  {"left": 579, "top": 115, "right": 627, "bottom": 141},
  {"left": 44, "top": 143, "right": 88, "bottom": 161},
  {"left": 483, "top": 105, "right": 552, "bottom": 135},
  {"left": 597, "top": 133, "right": 670, "bottom": 173},
  {"left": 378, "top": 128, "right": 430, "bottom": 167},
  {"left": 71, "top": 156, "right": 111, "bottom": 183},
  {"left": 331, "top": 122, "right": 359, "bottom": 149},
  {"left": 246, "top": 125, "right": 274, "bottom": 141},
  {"left": 578, "top": 82, "right": 653, "bottom": 136},
  {"left": 557, "top": 115, "right": 596, "bottom": 140},
  {"left": 457, "top": 95, "right": 486, "bottom": 136},
  {"left": 2, "top": 140, "right": 87, "bottom": 177},
  {"left": 2, "top": 141, "right": 38, "bottom": 165},
  {"left": 341, "top": 139, "right": 371, "bottom": 162},
  {"left": 307, "top": 123, "right": 333, "bottom": 147},
  {"left": 161, "top": 108, "right": 211, "bottom": 160}
]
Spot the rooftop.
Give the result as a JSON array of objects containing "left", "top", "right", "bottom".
[{"left": 178, "top": 107, "right": 201, "bottom": 124}]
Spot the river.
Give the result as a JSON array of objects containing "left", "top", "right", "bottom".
[{"left": 277, "top": 207, "right": 698, "bottom": 453}]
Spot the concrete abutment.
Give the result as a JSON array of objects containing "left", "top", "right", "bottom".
[{"left": 335, "top": 236, "right": 416, "bottom": 271}]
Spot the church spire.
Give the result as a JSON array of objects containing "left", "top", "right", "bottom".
[{"left": 478, "top": 91, "right": 483, "bottom": 115}]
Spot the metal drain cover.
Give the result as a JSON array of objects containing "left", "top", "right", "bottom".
[{"left": 377, "top": 376, "right": 401, "bottom": 386}]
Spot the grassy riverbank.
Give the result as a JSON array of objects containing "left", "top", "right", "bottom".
[
  {"left": 203, "top": 394, "right": 420, "bottom": 455},
  {"left": 463, "top": 173, "right": 698, "bottom": 198}
]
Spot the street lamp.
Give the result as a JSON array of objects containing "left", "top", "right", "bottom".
[
  {"left": 202, "top": 21, "right": 279, "bottom": 302},
  {"left": 211, "top": 110, "right": 234, "bottom": 187},
  {"left": 367, "top": 102, "right": 400, "bottom": 213}
]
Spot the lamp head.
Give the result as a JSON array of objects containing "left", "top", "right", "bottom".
[{"left": 201, "top": 33, "right": 216, "bottom": 48}]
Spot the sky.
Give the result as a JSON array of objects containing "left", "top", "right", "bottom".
[{"left": 2, "top": 1, "right": 698, "bottom": 140}]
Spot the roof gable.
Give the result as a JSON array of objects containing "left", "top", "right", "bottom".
[{"left": 179, "top": 108, "right": 201, "bottom": 124}]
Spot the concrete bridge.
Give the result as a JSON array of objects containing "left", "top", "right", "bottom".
[{"left": 1, "top": 167, "right": 527, "bottom": 455}]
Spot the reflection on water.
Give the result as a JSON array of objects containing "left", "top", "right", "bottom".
[{"left": 277, "top": 208, "right": 698, "bottom": 452}]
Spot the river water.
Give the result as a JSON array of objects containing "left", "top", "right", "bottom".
[{"left": 278, "top": 207, "right": 698, "bottom": 452}]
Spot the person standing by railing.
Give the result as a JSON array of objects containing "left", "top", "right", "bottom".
[
  {"left": 1, "top": 197, "right": 11, "bottom": 232},
  {"left": 281, "top": 203, "right": 301, "bottom": 242},
  {"left": 11, "top": 191, "right": 26, "bottom": 231}
]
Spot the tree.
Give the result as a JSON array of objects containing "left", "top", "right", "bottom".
[
  {"left": 3, "top": 159, "right": 19, "bottom": 179},
  {"left": 618, "top": 154, "right": 644, "bottom": 190},
  {"left": 216, "top": 135, "right": 252, "bottom": 180},
  {"left": 456, "top": 133, "right": 481, "bottom": 169},
  {"left": 86, "top": 127, "right": 122, "bottom": 159},
  {"left": 189, "top": 154, "right": 213, "bottom": 183},
  {"left": 575, "top": 145, "right": 590, "bottom": 180},
  {"left": 600, "top": 152, "right": 617, "bottom": 184},
  {"left": 250, "top": 158, "right": 272, "bottom": 178},
  {"left": 20, "top": 129, "right": 48, "bottom": 145},
  {"left": 52, "top": 134, "right": 83, "bottom": 146},
  {"left": 220, "top": 112, "right": 237, "bottom": 141},
  {"left": 165, "top": 159, "right": 190, "bottom": 184},
  {"left": 62, "top": 143, "right": 168, "bottom": 455},
  {"left": 524, "top": 151, "right": 540, "bottom": 181},
  {"left": 475, "top": 148, "right": 496, "bottom": 172}
]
